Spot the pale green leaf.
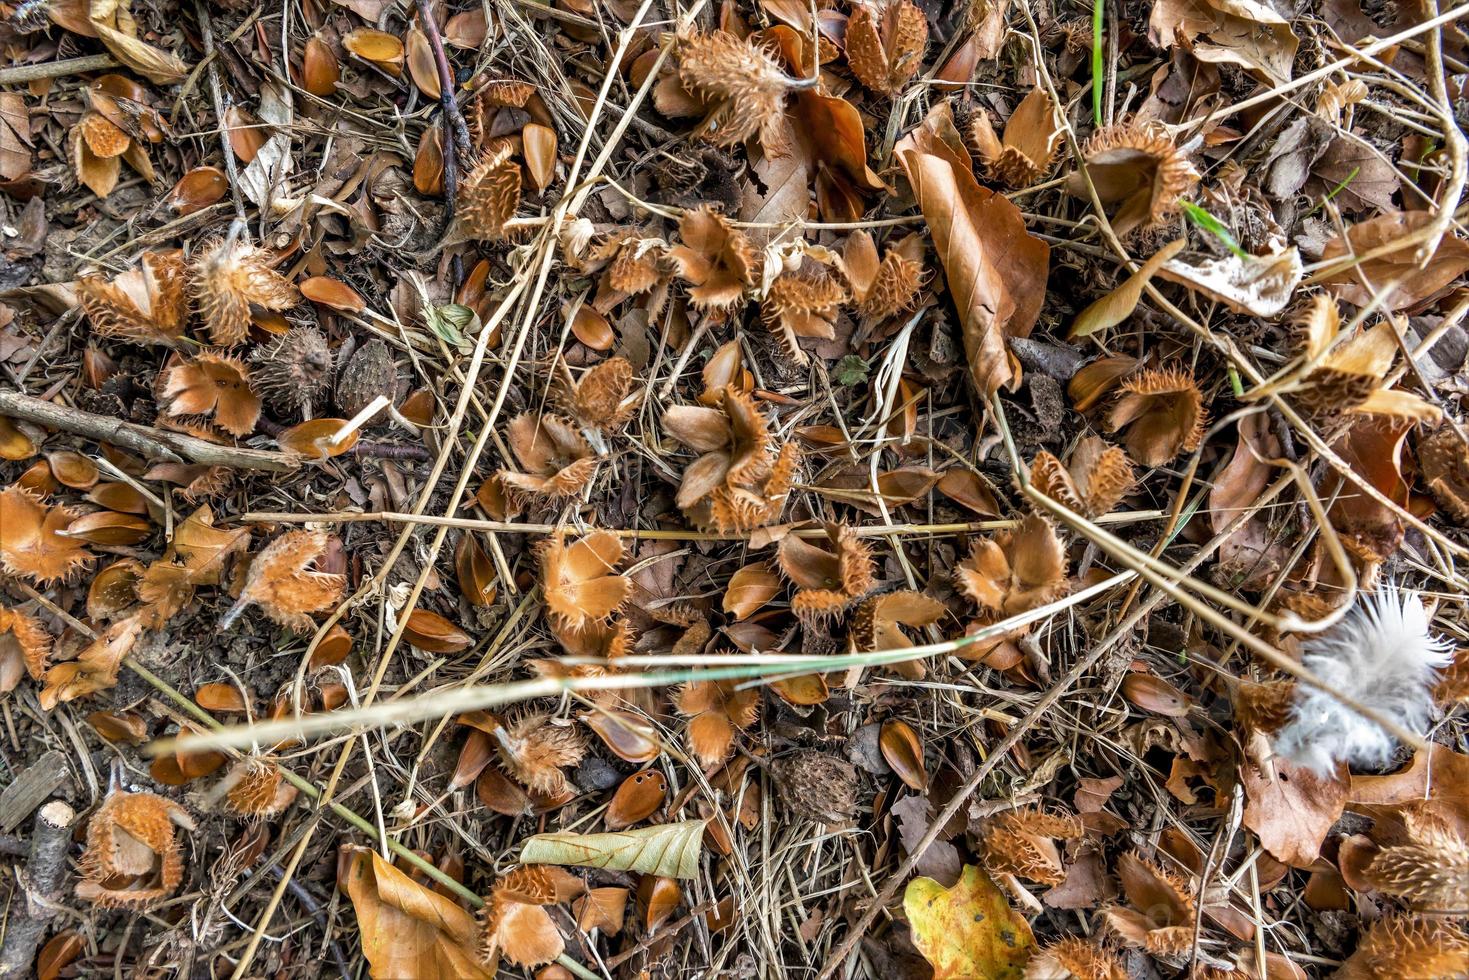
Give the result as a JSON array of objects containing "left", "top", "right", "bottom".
[{"left": 520, "top": 820, "right": 705, "bottom": 878}]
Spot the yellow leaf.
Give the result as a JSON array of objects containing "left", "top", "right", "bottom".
[
  {"left": 343, "top": 847, "right": 494, "bottom": 980},
  {"left": 903, "top": 865, "right": 1035, "bottom": 980}
]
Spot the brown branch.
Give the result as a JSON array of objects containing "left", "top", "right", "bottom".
[
  {"left": 0, "top": 54, "right": 118, "bottom": 85},
  {"left": 416, "top": 0, "right": 472, "bottom": 231},
  {"left": 0, "top": 390, "right": 299, "bottom": 473},
  {"left": 0, "top": 801, "right": 76, "bottom": 980}
]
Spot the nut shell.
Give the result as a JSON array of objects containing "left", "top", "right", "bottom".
[{"left": 771, "top": 751, "right": 859, "bottom": 824}]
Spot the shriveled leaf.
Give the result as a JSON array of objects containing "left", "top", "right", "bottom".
[
  {"left": 1071, "top": 238, "right": 1185, "bottom": 337},
  {"left": 1158, "top": 243, "right": 1302, "bottom": 316},
  {"left": 88, "top": 0, "right": 189, "bottom": 84},
  {"left": 895, "top": 102, "right": 1049, "bottom": 396},
  {"left": 520, "top": 820, "right": 705, "bottom": 878},
  {"left": 1318, "top": 212, "right": 1469, "bottom": 311},
  {"left": 343, "top": 847, "right": 493, "bottom": 979},
  {"left": 904, "top": 864, "right": 1035, "bottom": 979}
]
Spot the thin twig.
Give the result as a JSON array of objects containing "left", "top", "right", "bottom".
[{"left": 194, "top": 0, "right": 248, "bottom": 224}]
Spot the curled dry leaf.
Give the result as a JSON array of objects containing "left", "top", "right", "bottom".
[
  {"left": 1029, "top": 437, "right": 1135, "bottom": 518},
  {"left": 895, "top": 101, "right": 1050, "bottom": 397},
  {"left": 1316, "top": 212, "right": 1469, "bottom": 312},
  {"left": 227, "top": 530, "right": 345, "bottom": 632},
  {"left": 1157, "top": 241, "right": 1303, "bottom": 318},
  {"left": 1069, "top": 238, "right": 1185, "bottom": 338},
  {"left": 520, "top": 820, "right": 706, "bottom": 878},
  {"left": 77, "top": 790, "right": 195, "bottom": 908},
  {"left": 966, "top": 86, "right": 1063, "bottom": 187},
  {"left": 674, "top": 675, "right": 760, "bottom": 766},
  {"left": 0, "top": 486, "right": 93, "bottom": 584},
  {"left": 500, "top": 413, "right": 597, "bottom": 500},
  {"left": 776, "top": 523, "right": 877, "bottom": 620},
  {"left": 190, "top": 238, "right": 299, "bottom": 346},
  {"left": 1106, "top": 366, "right": 1206, "bottom": 467},
  {"left": 1067, "top": 123, "right": 1199, "bottom": 237},
  {"left": 1148, "top": 0, "right": 1297, "bottom": 83},
  {"left": 955, "top": 514, "right": 1068, "bottom": 617},
  {"left": 845, "top": 0, "right": 928, "bottom": 95},
  {"left": 574, "top": 886, "right": 629, "bottom": 935},
  {"left": 904, "top": 865, "right": 1036, "bottom": 980},
  {"left": 538, "top": 530, "right": 630, "bottom": 631},
  {"left": 0, "top": 604, "right": 51, "bottom": 692},
  {"left": 980, "top": 808, "right": 1083, "bottom": 886},
  {"left": 343, "top": 846, "right": 493, "bottom": 979},
  {"left": 77, "top": 250, "right": 188, "bottom": 346},
  {"left": 158, "top": 352, "right": 262, "bottom": 437}
]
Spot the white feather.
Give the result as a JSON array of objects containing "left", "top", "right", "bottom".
[{"left": 1274, "top": 590, "right": 1453, "bottom": 773}]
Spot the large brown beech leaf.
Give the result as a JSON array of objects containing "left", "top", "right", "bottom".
[
  {"left": 895, "top": 102, "right": 1049, "bottom": 397},
  {"left": 343, "top": 847, "right": 493, "bottom": 979}
]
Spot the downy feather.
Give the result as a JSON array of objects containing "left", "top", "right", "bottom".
[{"left": 1275, "top": 590, "right": 1452, "bottom": 773}]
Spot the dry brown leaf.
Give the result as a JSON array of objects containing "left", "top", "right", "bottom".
[
  {"left": 228, "top": 530, "right": 345, "bottom": 632},
  {"left": 1069, "top": 238, "right": 1185, "bottom": 338},
  {"left": 895, "top": 101, "right": 1050, "bottom": 397},
  {"left": 88, "top": 0, "right": 188, "bottom": 85},
  {"left": 38, "top": 612, "right": 145, "bottom": 710},
  {"left": 1317, "top": 212, "right": 1469, "bottom": 312},
  {"left": 1241, "top": 730, "right": 1348, "bottom": 867},
  {"left": 343, "top": 846, "right": 493, "bottom": 979},
  {"left": 167, "top": 504, "right": 249, "bottom": 586},
  {"left": 1148, "top": 0, "right": 1297, "bottom": 83},
  {"left": 0, "top": 485, "right": 93, "bottom": 584}
]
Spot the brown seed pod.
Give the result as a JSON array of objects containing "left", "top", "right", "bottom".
[
  {"left": 761, "top": 270, "right": 848, "bottom": 363},
  {"left": 490, "top": 712, "right": 587, "bottom": 797},
  {"left": 77, "top": 251, "right": 189, "bottom": 346},
  {"left": 460, "top": 142, "right": 522, "bottom": 240},
  {"left": 845, "top": 0, "right": 928, "bottom": 95},
  {"left": 76, "top": 790, "right": 195, "bottom": 908},
  {"left": 954, "top": 514, "right": 1068, "bottom": 617},
  {"left": 1106, "top": 366, "right": 1206, "bottom": 467},
  {"left": 979, "top": 807, "right": 1084, "bottom": 886},
  {"left": 1067, "top": 123, "right": 1200, "bottom": 237},
  {"left": 334, "top": 339, "right": 401, "bottom": 420},
  {"left": 673, "top": 30, "right": 792, "bottom": 152},
  {"left": 190, "top": 239, "right": 299, "bottom": 346},
  {"left": 250, "top": 326, "right": 335, "bottom": 412},
  {"left": 1029, "top": 437, "right": 1135, "bottom": 518},
  {"left": 771, "top": 751, "right": 859, "bottom": 824},
  {"left": 776, "top": 523, "right": 876, "bottom": 621},
  {"left": 667, "top": 206, "right": 757, "bottom": 312}
]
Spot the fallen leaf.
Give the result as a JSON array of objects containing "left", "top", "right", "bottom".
[
  {"left": 343, "top": 847, "right": 493, "bottom": 979},
  {"left": 88, "top": 0, "right": 189, "bottom": 85},
  {"left": 1241, "top": 734, "right": 1349, "bottom": 867},
  {"left": 1070, "top": 238, "right": 1185, "bottom": 337},
  {"left": 722, "top": 562, "right": 781, "bottom": 620},
  {"left": 520, "top": 820, "right": 705, "bottom": 878},
  {"left": 1158, "top": 243, "right": 1302, "bottom": 316},
  {"left": 895, "top": 102, "right": 1049, "bottom": 396},
  {"left": 1149, "top": 0, "right": 1299, "bottom": 83},
  {"left": 1317, "top": 212, "right": 1469, "bottom": 311},
  {"left": 903, "top": 864, "right": 1036, "bottom": 979}
]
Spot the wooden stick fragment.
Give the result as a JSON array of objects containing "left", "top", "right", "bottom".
[
  {"left": 0, "top": 390, "right": 299, "bottom": 473},
  {"left": 0, "top": 801, "right": 76, "bottom": 980}
]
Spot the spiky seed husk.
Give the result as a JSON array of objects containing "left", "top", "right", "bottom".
[
  {"left": 1106, "top": 367, "right": 1206, "bottom": 467},
  {"left": 1023, "top": 937, "right": 1127, "bottom": 980},
  {"left": 77, "top": 790, "right": 195, "bottom": 908},
  {"left": 334, "top": 339, "right": 400, "bottom": 419},
  {"left": 460, "top": 142, "right": 521, "bottom": 240},
  {"left": 77, "top": 251, "right": 189, "bottom": 346},
  {"left": 761, "top": 272, "right": 848, "bottom": 363},
  {"left": 492, "top": 711, "right": 587, "bottom": 797},
  {"left": 771, "top": 751, "right": 860, "bottom": 823},
  {"left": 1334, "top": 916, "right": 1469, "bottom": 980},
  {"left": 676, "top": 30, "right": 790, "bottom": 151},
  {"left": 845, "top": 0, "right": 929, "bottom": 96},
  {"left": 250, "top": 326, "right": 334, "bottom": 412},
  {"left": 1069, "top": 123, "right": 1199, "bottom": 236},
  {"left": 1419, "top": 424, "right": 1469, "bottom": 523},
  {"left": 190, "top": 239, "right": 299, "bottom": 346}
]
